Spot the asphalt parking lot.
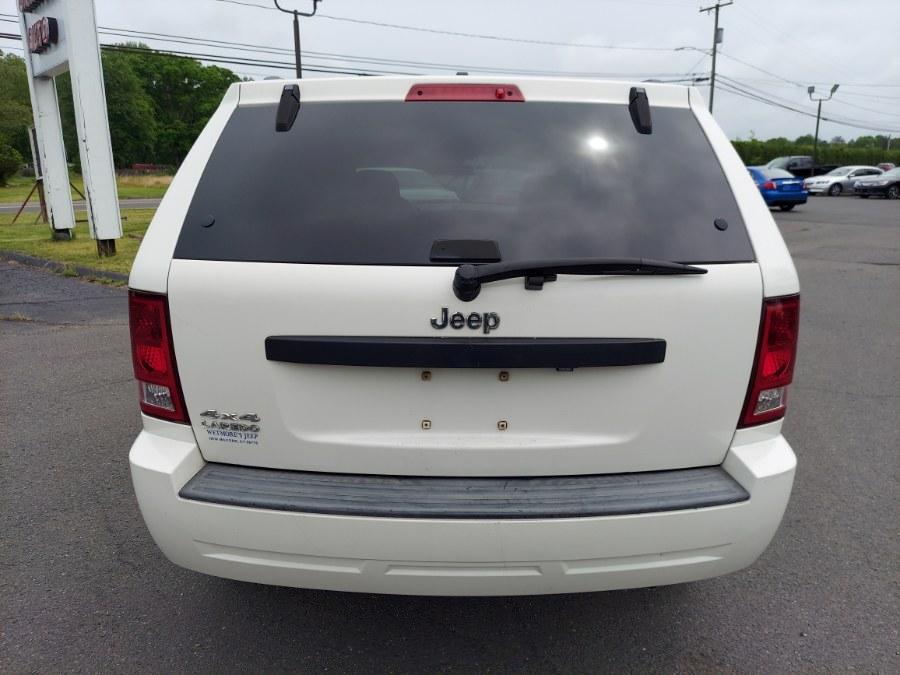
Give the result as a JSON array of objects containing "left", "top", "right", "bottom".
[{"left": 1, "top": 196, "right": 897, "bottom": 672}]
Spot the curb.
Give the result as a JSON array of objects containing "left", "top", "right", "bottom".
[{"left": 0, "top": 249, "right": 129, "bottom": 284}]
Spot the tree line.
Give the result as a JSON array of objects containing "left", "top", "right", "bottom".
[
  {"left": 1, "top": 45, "right": 898, "bottom": 186},
  {"left": 0, "top": 44, "right": 239, "bottom": 183},
  {"left": 733, "top": 135, "right": 898, "bottom": 167}
]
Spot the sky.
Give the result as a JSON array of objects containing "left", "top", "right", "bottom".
[{"left": 3, "top": 0, "right": 899, "bottom": 141}]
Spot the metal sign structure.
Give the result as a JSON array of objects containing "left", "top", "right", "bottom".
[{"left": 18, "top": 0, "right": 122, "bottom": 255}]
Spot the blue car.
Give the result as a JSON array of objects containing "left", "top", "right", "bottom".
[{"left": 747, "top": 166, "right": 807, "bottom": 211}]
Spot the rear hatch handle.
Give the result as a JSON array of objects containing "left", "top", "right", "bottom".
[{"left": 453, "top": 258, "right": 707, "bottom": 301}]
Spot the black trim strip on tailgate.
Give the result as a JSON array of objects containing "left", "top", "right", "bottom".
[
  {"left": 265, "top": 336, "right": 666, "bottom": 368},
  {"left": 179, "top": 464, "right": 748, "bottom": 519}
]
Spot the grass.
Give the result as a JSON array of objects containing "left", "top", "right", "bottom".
[
  {"left": 0, "top": 209, "right": 155, "bottom": 277},
  {"left": 0, "top": 173, "right": 171, "bottom": 203}
]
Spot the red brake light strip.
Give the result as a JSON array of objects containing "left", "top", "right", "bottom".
[{"left": 405, "top": 83, "right": 525, "bottom": 102}]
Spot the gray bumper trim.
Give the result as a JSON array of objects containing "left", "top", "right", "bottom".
[{"left": 179, "top": 464, "right": 748, "bottom": 519}]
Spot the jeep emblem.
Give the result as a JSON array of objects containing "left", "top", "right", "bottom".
[{"left": 431, "top": 307, "right": 500, "bottom": 334}]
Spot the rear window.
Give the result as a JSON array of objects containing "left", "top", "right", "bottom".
[
  {"left": 176, "top": 101, "right": 754, "bottom": 265},
  {"left": 763, "top": 168, "right": 794, "bottom": 179}
]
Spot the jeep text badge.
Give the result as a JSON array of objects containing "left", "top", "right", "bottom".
[{"left": 431, "top": 307, "right": 500, "bottom": 334}]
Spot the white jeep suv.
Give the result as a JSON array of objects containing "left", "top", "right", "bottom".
[{"left": 128, "top": 77, "right": 799, "bottom": 595}]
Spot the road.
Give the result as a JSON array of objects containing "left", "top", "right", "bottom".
[
  {"left": 0, "top": 198, "right": 162, "bottom": 214},
  {"left": 1, "top": 196, "right": 897, "bottom": 672}
]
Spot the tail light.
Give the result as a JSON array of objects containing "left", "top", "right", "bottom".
[
  {"left": 739, "top": 295, "right": 800, "bottom": 427},
  {"left": 762, "top": 180, "right": 777, "bottom": 190},
  {"left": 128, "top": 290, "right": 188, "bottom": 423}
]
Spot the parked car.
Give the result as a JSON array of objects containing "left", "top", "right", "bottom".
[
  {"left": 803, "top": 165, "right": 883, "bottom": 196},
  {"left": 747, "top": 166, "right": 807, "bottom": 210},
  {"left": 127, "top": 77, "right": 800, "bottom": 596},
  {"left": 764, "top": 155, "right": 827, "bottom": 178},
  {"left": 876, "top": 162, "right": 895, "bottom": 172},
  {"left": 854, "top": 167, "right": 900, "bottom": 199}
]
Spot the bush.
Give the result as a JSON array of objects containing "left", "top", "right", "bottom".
[{"left": 0, "top": 143, "right": 23, "bottom": 186}]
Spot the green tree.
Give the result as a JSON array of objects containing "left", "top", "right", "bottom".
[
  {"left": 0, "top": 144, "right": 23, "bottom": 186},
  {"left": 0, "top": 52, "right": 33, "bottom": 161},
  {"left": 116, "top": 44, "right": 238, "bottom": 165},
  {"left": 57, "top": 49, "right": 157, "bottom": 168},
  {"left": 56, "top": 44, "right": 236, "bottom": 168}
]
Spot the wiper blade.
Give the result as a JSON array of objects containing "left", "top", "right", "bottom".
[{"left": 453, "top": 258, "right": 707, "bottom": 301}]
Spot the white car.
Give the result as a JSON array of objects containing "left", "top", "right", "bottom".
[
  {"left": 128, "top": 77, "right": 800, "bottom": 596},
  {"left": 803, "top": 165, "right": 883, "bottom": 196}
]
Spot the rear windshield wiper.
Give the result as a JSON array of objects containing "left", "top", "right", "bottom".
[{"left": 453, "top": 258, "right": 707, "bottom": 301}]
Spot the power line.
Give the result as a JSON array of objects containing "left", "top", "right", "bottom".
[
  {"left": 718, "top": 75, "right": 899, "bottom": 130},
  {"left": 92, "top": 25, "right": 693, "bottom": 78},
  {"left": 828, "top": 97, "right": 900, "bottom": 119},
  {"left": 0, "top": 32, "right": 418, "bottom": 76},
  {"left": 0, "top": 15, "right": 702, "bottom": 79},
  {"left": 714, "top": 49, "right": 804, "bottom": 88},
  {"left": 3, "top": 9, "right": 899, "bottom": 89},
  {"left": 3, "top": 17, "right": 699, "bottom": 80},
  {"left": 209, "top": 0, "right": 695, "bottom": 52},
  {"left": 0, "top": 29, "right": 694, "bottom": 81},
  {"left": 714, "top": 75, "right": 900, "bottom": 102},
  {"left": 3, "top": 17, "right": 898, "bottom": 133},
  {"left": 716, "top": 80, "right": 900, "bottom": 134},
  {"left": 101, "top": 42, "right": 420, "bottom": 76}
]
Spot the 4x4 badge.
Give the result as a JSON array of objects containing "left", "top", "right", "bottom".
[
  {"left": 199, "top": 410, "right": 261, "bottom": 433},
  {"left": 431, "top": 307, "right": 500, "bottom": 334}
]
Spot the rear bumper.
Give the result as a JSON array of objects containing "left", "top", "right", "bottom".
[
  {"left": 762, "top": 190, "right": 808, "bottom": 205},
  {"left": 130, "top": 419, "right": 796, "bottom": 595}
]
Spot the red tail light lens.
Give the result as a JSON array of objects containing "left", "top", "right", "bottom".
[
  {"left": 762, "top": 180, "right": 777, "bottom": 190},
  {"left": 739, "top": 295, "right": 800, "bottom": 427},
  {"left": 128, "top": 290, "right": 188, "bottom": 423},
  {"left": 405, "top": 83, "right": 525, "bottom": 102}
]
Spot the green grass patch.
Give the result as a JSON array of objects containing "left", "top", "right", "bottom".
[
  {"left": 0, "top": 209, "right": 155, "bottom": 277},
  {"left": 0, "top": 173, "right": 171, "bottom": 204}
]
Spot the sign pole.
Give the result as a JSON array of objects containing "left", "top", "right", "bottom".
[
  {"left": 18, "top": 11, "right": 75, "bottom": 239},
  {"left": 64, "top": 0, "right": 122, "bottom": 256},
  {"left": 18, "top": 0, "right": 122, "bottom": 255}
]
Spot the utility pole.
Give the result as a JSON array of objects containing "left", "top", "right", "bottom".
[
  {"left": 273, "top": 0, "right": 322, "bottom": 78},
  {"left": 700, "top": 0, "right": 733, "bottom": 115},
  {"left": 808, "top": 84, "right": 839, "bottom": 166}
]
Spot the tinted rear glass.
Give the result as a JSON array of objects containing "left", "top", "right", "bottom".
[{"left": 176, "top": 101, "right": 754, "bottom": 265}]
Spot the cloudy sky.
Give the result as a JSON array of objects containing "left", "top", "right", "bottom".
[{"left": 4, "top": 0, "right": 899, "bottom": 141}]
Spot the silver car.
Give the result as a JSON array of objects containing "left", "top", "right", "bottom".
[{"left": 803, "top": 165, "right": 883, "bottom": 196}]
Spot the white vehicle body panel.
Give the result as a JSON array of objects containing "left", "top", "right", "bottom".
[
  {"left": 130, "top": 416, "right": 795, "bottom": 595},
  {"left": 128, "top": 76, "right": 800, "bottom": 594},
  {"left": 688, "top": 87, "right": 799, "bottom": 298},
  {"left": 168, "top": 259, "right": 761, "bottom": 476},
  {"left": 130, "top": 83, "right": 240, "bottom": 294}
]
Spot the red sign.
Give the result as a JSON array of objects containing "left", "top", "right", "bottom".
[{"left": 27, "top": 16, "right": 58, "bottom": 54}]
